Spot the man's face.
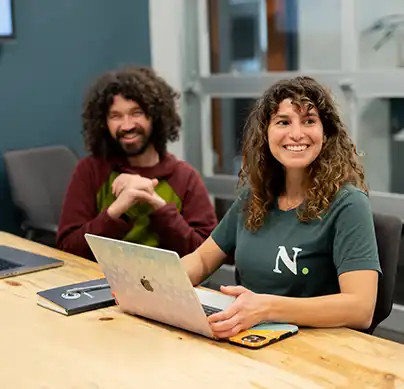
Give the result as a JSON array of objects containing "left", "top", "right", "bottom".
[{"left": 107, "top": 94, "right": 153, "bottom": 156}]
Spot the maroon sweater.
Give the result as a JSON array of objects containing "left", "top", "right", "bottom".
[{"left": 56, "top": 153, "right": 218, "bottom": 260}]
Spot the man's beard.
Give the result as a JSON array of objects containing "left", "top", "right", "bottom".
[{"left": 115, "top": 126, "right": 152, "bottom": 157}]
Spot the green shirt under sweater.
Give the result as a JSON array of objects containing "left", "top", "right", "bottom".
[{"left": 211, "top": 185, "right": 381, "bottom": 297}]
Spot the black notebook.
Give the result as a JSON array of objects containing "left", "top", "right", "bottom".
[{"left": 36, "top": 278, "right": 116, "bottom": 316}]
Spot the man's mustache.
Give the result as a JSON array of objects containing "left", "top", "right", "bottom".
[{"left": 116, "top": 127, "right": 145, "bottom": 140}]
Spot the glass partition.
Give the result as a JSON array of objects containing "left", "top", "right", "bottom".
[
  {"left": 356, "top": 0, "right": 404, "bottom": 69},
  {"left": 208, "top": 0, "right": 342, "bottom": 73}
]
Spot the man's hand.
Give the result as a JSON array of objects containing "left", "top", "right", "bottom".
[
  {"left": 111, "top": 173, "right": 157, "bottom": 197},
  {"left": 107, "top": 175, "right": 167, "bottom": 220},
  {"left": 207, "top": 286, "right": 270, "bottom": 339}
]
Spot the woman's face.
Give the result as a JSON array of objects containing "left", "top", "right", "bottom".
[{"left": 267, "top": 98, "right": 324, "bottom": 171}]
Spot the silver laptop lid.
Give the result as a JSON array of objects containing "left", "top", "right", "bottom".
[{"left": 84, "top": 234, "right": 214, "bottom": 338}]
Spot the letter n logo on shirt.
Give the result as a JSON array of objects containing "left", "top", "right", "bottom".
[{"left": 273, "top": 246, "right": 302, "bottom": 276}]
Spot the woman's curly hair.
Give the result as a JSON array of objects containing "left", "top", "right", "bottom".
[
  {"left": 239, "top": 76, "right": 367, "bottom": 232},
  {"left": 81, "top": 66, "right": 181, "bottom": 158}
]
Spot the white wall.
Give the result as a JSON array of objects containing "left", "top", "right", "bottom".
[{"left": 149, "top": 0, "right": 185, "bottom": 161}]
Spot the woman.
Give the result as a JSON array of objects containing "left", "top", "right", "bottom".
[{"left": 182, "top": 76, "right": 381, "bottom": 339}]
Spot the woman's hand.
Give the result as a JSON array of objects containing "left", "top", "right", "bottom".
[{"left": 207, "top": 285, "right": 270, "bottom": 338}]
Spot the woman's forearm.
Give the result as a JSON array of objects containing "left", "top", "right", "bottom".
[
  {"left": 182, "top": 252, "right": 208, "bottom": 286},
  {"left": 181, "top": 237, "right": 228, "bottom": 286},
  {"left": 266, "top": 293, "right": 374, "bottom": 330}
]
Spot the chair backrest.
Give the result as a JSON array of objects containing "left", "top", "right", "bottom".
[
  {"left": 3, "top": 145, "right": 78, "bottom": 233},
  {"left": 369, "top": 212, "right": 403, "bottom": 333}
]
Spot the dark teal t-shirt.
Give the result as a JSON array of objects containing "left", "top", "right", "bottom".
[{"left": 211, "top": 185, "right": 381, "bottom": 297}]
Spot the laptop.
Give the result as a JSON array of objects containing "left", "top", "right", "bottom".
[
  {"left": 0, "top": 245, "right": 64, "bottom": 279},
  {"left": 84, "top": 233, "right": 236, "bottom": 339}
]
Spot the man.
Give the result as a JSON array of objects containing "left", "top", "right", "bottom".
[{"left": 57, "top": 66, "right": 217, "bottom": 260}]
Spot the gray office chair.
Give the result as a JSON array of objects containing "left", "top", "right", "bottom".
[
  {"left": 4, "top": 145, "right": 78, "bottom": 244},
  {"left": 369, "top": 212, "right": 403, "bottom": 334}
]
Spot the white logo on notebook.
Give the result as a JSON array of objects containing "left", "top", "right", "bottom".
[
  {"left": 61, "top": 292, "right": 81, "bottom": 300},
  {"left": 273, "top": 246, "right": 302, "bottom": 276}
]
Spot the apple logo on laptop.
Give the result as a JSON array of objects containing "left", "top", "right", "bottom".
[{"left": 140, "top": 276, "right": 154, "bottom": 292}]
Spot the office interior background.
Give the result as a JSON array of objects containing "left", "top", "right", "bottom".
[{"left": 0, "top": 0, "right": 403, "bottom": 341}]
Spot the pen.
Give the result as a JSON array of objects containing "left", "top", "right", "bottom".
[{"left": 66, "top": 283, "right": 110, "bottom": 294}]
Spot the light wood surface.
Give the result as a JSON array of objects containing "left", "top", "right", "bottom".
[{"left": 1, "top": 231, "right": 404, "bottom": 389}]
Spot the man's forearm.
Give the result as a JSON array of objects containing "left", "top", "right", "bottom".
[
  {"left": 265, "top": 293, "right": 373, "bottom": 330},
  {"left": 57, "top": 210, "right": 133, "bottom": 259}
]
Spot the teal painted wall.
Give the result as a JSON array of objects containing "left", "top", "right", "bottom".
[{"left": 0, "top": 0, "right": 151, "bottom": 234}]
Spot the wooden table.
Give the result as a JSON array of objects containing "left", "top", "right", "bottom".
[{"left": 1, "top": 231, "right": 404, "bottom": 389}]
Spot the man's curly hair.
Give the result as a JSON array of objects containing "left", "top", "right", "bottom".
[
  {"left": 81, "top": 66, "right": 181, "bottom": 158},
  {"left": 239, "top": 76, "right": 367, "bottom": 232}
]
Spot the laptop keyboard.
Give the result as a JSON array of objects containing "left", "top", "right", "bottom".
[
  {"left": 0, "top": 258, "right": 22, "bottom": 272},
  {"left": 202, "top": 305, "right": 222, "bottom": 317}
]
